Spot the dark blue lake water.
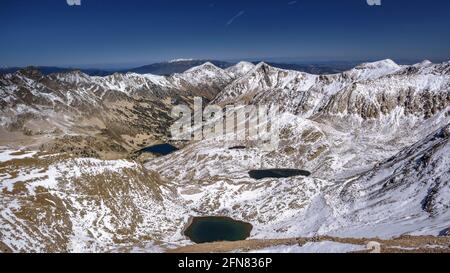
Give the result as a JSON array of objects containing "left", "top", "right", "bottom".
[
  {"left": 249, "top": 169, "right": 311, "bottom": 180},
  {"left": 184, "top": 217, "right": 253, "bottom": 244},
  {"left": 229, "top": 146, "right": 247, "bottom": 150},
  {"left": 139, "top": 144, "right": 179, "bottom": 156}
]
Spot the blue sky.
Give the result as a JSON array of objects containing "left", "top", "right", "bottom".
[{"left": 1, "top": 0, "right": 449, "bottom": 68}]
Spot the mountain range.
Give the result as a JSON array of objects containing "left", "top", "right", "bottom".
[
  {"left": 0, "top": 59, "right": 449, "bottom": 253},
  {"left": 0, "top": 59, "right": 357, "bottom": 77}
]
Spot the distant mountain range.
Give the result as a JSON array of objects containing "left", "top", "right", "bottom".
[
  {"left": 0, "top": 66, "right": 114, "bottom": 77},
  {"left": 124, "top": 60, "right": 232, "bottom": 75},
  {"left": 0, "top": 59, "right": 356, "bottom": 77}
]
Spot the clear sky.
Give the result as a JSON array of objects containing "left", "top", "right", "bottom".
[{"left": 1, "top": 0, "right": 450, "bottom": 68}]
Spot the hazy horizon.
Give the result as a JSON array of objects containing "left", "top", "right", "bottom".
[{"left": 2, "top": 56, "right": 446, "bottom": 71}]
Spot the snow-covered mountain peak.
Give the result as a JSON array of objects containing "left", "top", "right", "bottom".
[
  {"left": 415, "top": 60, "right": 433, "bottom": 67},
  {"left": 345, "top": 59, "right": 402, "bottom": 81},
  {"left": 168, "top": 58, "right": 194, "bottom": 63},
  {"left": 231, "top": 61, "right": 255, "bottom": 69},
  {"left": 254, "top": 61, "right": 271, "bottom": 70},
  {"left": 226, "top": 61, "right": 255, "bottom": 78},
  {"left": 185, "top": 61, "right": 221, "bottom": 73},
  {"left": 49, "top": 70, "right": 92, "bottom": 84},
  {"left": 356, "top": 59, "right": 400, "bottom": 70},
  {"left": 235, "top": 61, "right": 255, "bottom": 67},
  {"left": 163, "top": 61, "right": 234, "bottom": 99},
  {"left": 246, "top": 62, "right": 288, "bottom": 77},
  {"left": 63, "top": 70, "right": 89, "bottom": 77},
  {"left": 124, "top": 71, "right": 142, "bottom": 77},
  {"left": 211, "top": 61, "right": 307, "bottom": 105}
]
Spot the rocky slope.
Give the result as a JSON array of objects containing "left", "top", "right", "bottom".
[
  {"left": 214, "top": 59, "right": 450, "bottom": 119},
  {"left": 0, "top": 62, "right": 242, "bottom": 157}
]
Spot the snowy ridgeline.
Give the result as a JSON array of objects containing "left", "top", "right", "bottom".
[{"left": 1, "top": 59, "right": 449, "bottom": 125}]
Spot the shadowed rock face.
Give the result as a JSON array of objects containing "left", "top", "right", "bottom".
[
  {"left": 249, "top": 169, "right": 311, "bottom": 180},
  {"left": 0, "top": 241, "right": 13, "bottom": 253},
  {"left": 439, "top": 228, "right": 450, "bottom": 236}
]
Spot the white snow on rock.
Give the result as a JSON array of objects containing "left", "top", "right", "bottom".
[
  {"left": 0, "top": 150, "right": 37, "bottom": 162},
  {"left": 226, "top": 61, "right": 256, "bottom": 78}
]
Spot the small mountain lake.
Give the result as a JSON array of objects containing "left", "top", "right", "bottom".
[
  {"left": 138, "top": 144, "right": 179, "bottom": 156},
  {"left": 229, "top": 146, "right": 247, "bottom": 150},
  {"left": 249, "top": 169, "right": 311, "bottom": 180},
  {"left": 184, "top": 216, "right": 253, "bottom": 244}
]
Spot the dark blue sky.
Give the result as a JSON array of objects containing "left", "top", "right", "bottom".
[{"left": 1, "top": 0, "right": 449, "bottom": 68}]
